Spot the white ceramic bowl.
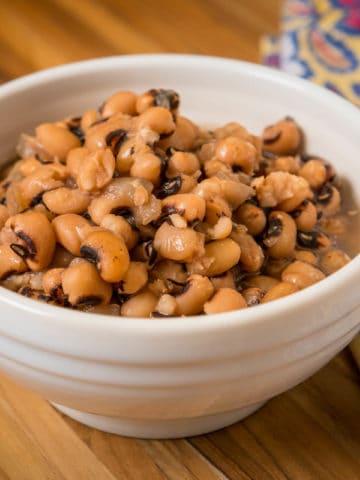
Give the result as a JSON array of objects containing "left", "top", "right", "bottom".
[{"left": 0, "top": 55, "right": 359, "bottom": 439}]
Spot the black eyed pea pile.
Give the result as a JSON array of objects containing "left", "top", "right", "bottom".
[{"left": 0, "top": 89, "right": 357, "bottom": 317}]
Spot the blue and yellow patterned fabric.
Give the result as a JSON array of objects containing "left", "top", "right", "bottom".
[{"left": 262, "top": 0, "right": 360, "bottom": 106}]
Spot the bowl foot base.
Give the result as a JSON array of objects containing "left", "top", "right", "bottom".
[{"left": 52, "top": 401, "right": 266, "bottom": 439}]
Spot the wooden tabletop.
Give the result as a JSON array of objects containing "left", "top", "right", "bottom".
[{"left": 0, "top": 1, "right": 360, "bottom": 479}]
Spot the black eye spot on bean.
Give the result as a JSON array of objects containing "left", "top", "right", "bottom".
[
  {"left": 316, "top": 183, "right": 333, "bottom": 204},
  {"left": 80, "top": 245, "right": 99, "bottom": 264},
  {"left": 110, "top": 207, "right": 137, "bottom": 230},
  {"left": 105, "top": 129, "right": 128, "bottom": 157},
  {"left": 19, "top": 286, "right": 33, "bottom": 297},
  {"left": 264, "top": 217, "right": 282, "bottom": 239},
  {"left": 154, "top": 176, "right": 182, "bottom": 199},
  {"left": 112, "top": 292, "right": 131, "bottom": 305},
  {"left": 261, "top": 150, "right": 278, "bottom": 160},
  {"left": 76, "top": 296, "right": 102, "bottom": 306},
  {"left": 291, "top": 200, "right": 309, "bottom": 219},
  {"left": 165, "top": 278, "right": 186, "bottom": 294},
  {"left": 67, "top": 117, "right": 85, "bottom": 145},
  {"left": 297, "top": 230, "right": 322, "bottom": 248},
  {"left": 90, "top": 117, "right": 109, "bottom": 127},
  {"left": 149, "top": 88, "right": 180, "bottom": 111},
  {"left": 16, "top": 231, "right": 37, "bottom": 258},
  {"left": 37, "top": 293, "right": 53, "bottom": 303},
  {"left": 144, "top": 240, "right": 157, "bottom": 267},
  {"left": 10, "top": 243, "right": 29, "bottom": 259},
  {"left": 230, "top": 265, "right": 247, "bottom": 292},
  {"left": 263, "top": 131, "right": 281, "bottom": 145},
  {"left": 151, "top": 311, "right": 172, "bottom": 318},
  {"left": 29, "top": 191, "right": 45, "bottom": 208},
  {"left": 173, "top": 280, "right": 191, "bottom": 297},
  {"left": 0, "top": 269, "right": 16, "bottom": 281}
]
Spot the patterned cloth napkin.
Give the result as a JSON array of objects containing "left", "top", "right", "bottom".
[
  {"left": 261, "top": 0, "right": 360, "bottom": 106},
  {"left": 261, "top": 0, "right": 360, "bottom": 369}
]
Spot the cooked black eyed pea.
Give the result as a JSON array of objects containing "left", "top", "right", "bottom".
[
  {"left": 100, "top": 214, "right": 139, "bottom": 250},
  {"left": 151, "top": 260, "right": 187, "bottom": 286},
  {"left": 263, "top": 211, "right": 296, "bottom": 258},
  {"left": 316, "top": 184, "right": 341, "bottom": 218},
  {"left": 178, "top": 174, "right": 198, "bottom": 194},
  {"left": 261, "top": 118, "right": 302, "bottom": 155},
  {"left": 269, "top": 155, "right": 300, "bottom": 174},
  {"left": 174, "top": 274, "right": 214, "bottom": 315},
  {"left": 136, "top": 89, "right": 180, "bottom": 114},
  {"left": 162, "top": 193, "right": 206, "bottom": 223},
  {"left": 219, "top": 180, "right": 255, "bottom": 210},
  {"left": 154, "top": 294, "right": 178, "bottom": 316},
  {"left": 254, "top": 171, "right": 313, "bottom": 212},
  {"left": 80, "top": 230, "right": 130, "bottom": 283},
  {"left": 166, "top": 151, "right": 200, "bottom": 177},
  {"left": 81, "top": 109, "right": 99, "bottom": 131},
  {"left": 292, "top": 200, "right": 317, "bottom": 231},
  {"left": 294, "top": 249, "right": 318, "bottom": 265},
  {"left": 243, "top": 275, "right": 280, "bottom": 292},
  {"left": 52, "top": 214, "right": 92, "bottom": 256},
  {"left": 205, "top": 197, "right": 232, "bottom": 225},
  {"left": 76, "top": 148, "right": 115, "bottom": 192},
  {"left": 7, "top": 211, "right": 56, "bottom": 271},
  {"left": 264, "top": 257, "right": 292, "bottom": 278},
  {"left": 297, "top": 230, "right": 331, "bottom": 250},
  {"left": 203, "top": 239, "right": 241, "bottom": 276},
  {"left": 117, "top": 261, "right": 148, "bottom": 294},
  {"left": 80, "top": 304, "right": 121, "bottom": 315},
  {"left": 66, "top": 147, "right": 89, "bottom": 179},
  {"left": 10, "top": 166, "right": 64, "bottom": 213},
  {"left": 206, "top": 216, "right": 233, "bottom": 240},
  {"left": 135, "top": 106, "right": 175, "bottom": 136},
  {"left": 35, "top": 123, "right": 81, "bottom": 162},
  {"left": 234, "top": 202, "right": 266, "bottom": 236},
  {"left": 230, "top": 229, "right": 264, "bottom": 272},
  {"left": 50, "top": 245, "right": 74, "bottom": 268},
  {"left": 214, "top": 122, "right": 249, "bottom": 141},
  {"left": 42, "top": 268, "right": 65, "bottom": 299},
  {"left": 130, "top": 152, "right": 162, "bottom": 185},
  {"left": 281, "top": 260, "right": 325, "bottom": 289},
  {"left": 242, "top": 287, "right": 265, "bottom": 306},
  {"left": 0, "top": 244, "right": 28, "bottom": 280},
  {"left": 153, "top": 222, "right": 205, "bottom": 262},
  {"left": 0, "top": 204, "right": 9, "bottom": 229},
  {"left": 215, "top": 137, "right": 256, "bottom": 174},
  {"left": 42, "top": 188, "right": 91, "bottom": 215},
  {"left": 120, "top": 289, "right": 158, "bottom": 318},
  {"left": 101, "top": 90, "right": 137, "bottom": 117},
  {"left": 261, "top": 282, "right": 299, "bottom": 303},
  {"left": 62, "top": 261, "right": 112, "bottom": 306},
  {"left": 320, "top": 249, "right": 351, "bottom": 275},
  {"left": 209, "top": 271, "right": 236, "bottom": 290},
  {"left": 204, "top": 288, "right": 247, "bottom": 314},
  {"left": 158, "top": 116, "right": 198, "bottom": 151},
  {"left": 299, "top": 159, "right": 327, "bottom": 189}
]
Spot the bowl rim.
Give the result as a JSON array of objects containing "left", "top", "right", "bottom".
[{"left": 0, "top": 53, "right": 359, "bottom": 334}]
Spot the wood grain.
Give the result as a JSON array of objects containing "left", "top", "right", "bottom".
[{"left": 0, "top": 1, "right": 359, "bottom": 479}]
